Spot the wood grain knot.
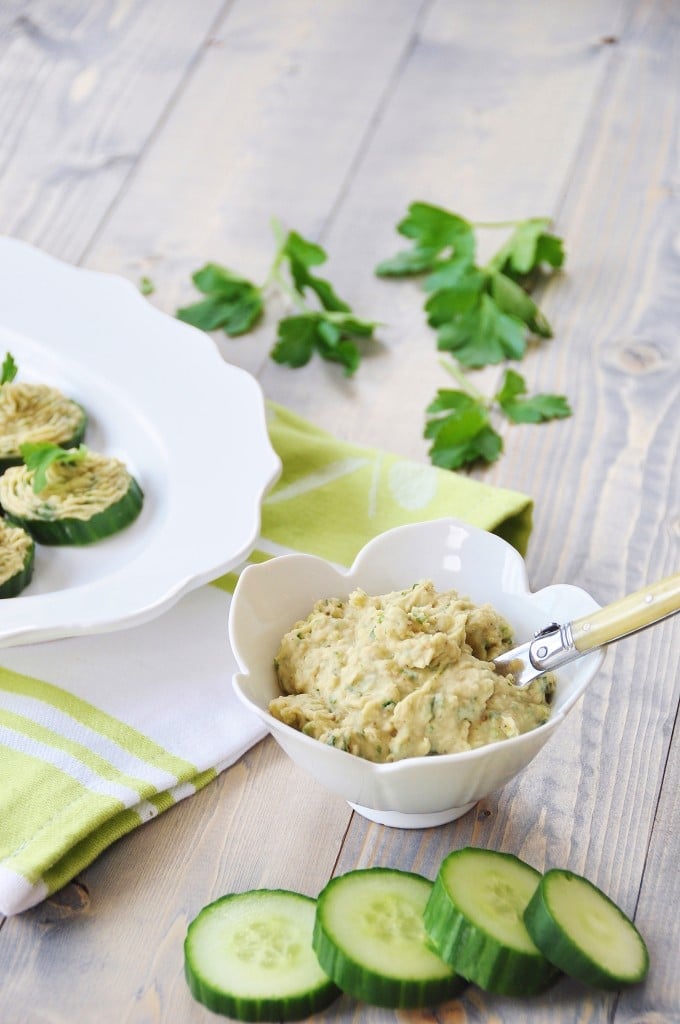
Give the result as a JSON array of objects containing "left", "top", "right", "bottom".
[
  {"left": 39, "top": 881, "right": 91, "bottom": 924},
  {"left": 614, "top": 340, "right": 666, "bottom": 375}
]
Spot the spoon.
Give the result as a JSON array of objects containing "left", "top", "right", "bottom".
[{"left": 494, "top": 572, "right": 680, "bottom": 688}]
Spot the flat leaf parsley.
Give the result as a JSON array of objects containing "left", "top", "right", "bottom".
[
  {"left": 425, "top": 362, "right": 572, "bottom": 470},
  {"left": 20, "top": 442, "right": 89, "bottom": 494},
  {"left": 496, "top": 368, "right": 572, "bottom": 424},
  {"left": 1, "top": 352, "right": 17, "bottom": 385},
  {"left": 378, "top": 201, "right": 571, "bottom": 469},
  {"left": 177, "top": 221, "right": 376, "bottom": 376},
  {"left": 171, "top": 200, "right": 572, "bottom": 472},
  {"left": 377, "top": 202, "right": 564, "bottom": 369}
]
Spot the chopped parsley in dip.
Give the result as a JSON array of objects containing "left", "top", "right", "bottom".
[
  {"left": 0, "top": 381, "right": 86, "bottom": 470},
  {"left": 270, "top": 580, "right": 555, "bottom": 763}
]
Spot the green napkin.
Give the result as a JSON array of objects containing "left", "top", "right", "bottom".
[
  {"left": 263, "top": 403, "right": 532, "bottom": 560},
  {"left": 0, "top": 403, "right": 531, "bottom": 916}
]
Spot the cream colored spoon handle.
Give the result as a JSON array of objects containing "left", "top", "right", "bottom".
[{"left": 571, "top": 573, "right": 680, "bottom": 653}]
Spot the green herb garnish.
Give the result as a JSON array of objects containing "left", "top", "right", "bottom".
[
  {"left": 496, "top": 368, "right": 572, "bottom": 424},
  {"left": 139, "top": 276, "right": 155, "bottom": 296},
  {"left": 1, "top": 352, "right": 18, "bottom": 385},
  {"left": 425, "top": 362, "right": 571, "bottom": 470},
  {"left": 378, "top": 201, "right": 571, "bottom": 470},
  {"left": 177, "top": 220, "right": 376, "bottom": 376},
  {"left": 174, "top": 200, "right": 572, "bottom": 469},
  {"left": 377, "top": 202, "right": 563, "bottom": 369},
  {"left": 20, "top": 442, "right": 89, "bottom": 494},
  {"left": 425, "top": 388, "right": 503, "bottom": 470},
  {"left": 177, "top": 264, "right": 264, "bottom": 337},
  {"left": 375, "top": 202, "right": 475, "bottom": 278}
]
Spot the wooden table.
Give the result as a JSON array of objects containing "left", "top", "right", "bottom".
[{"left": 1, "top": 2, "right": 678, "bottom": 1021}]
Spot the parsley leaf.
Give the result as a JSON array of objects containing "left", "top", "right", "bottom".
[
  {"left": 1, "top": 352, "right": 17, "bottom": 385},
  {"left": 375, "top": 202, "right": 475, "bottom": 277},
  {"left": 177, "top": 263, "right": 264, "bottom": 336},
  {"left": 271, "top": 311, "right": 374, "bottom": 377},
  {"left": 429, "top": 292, "right": 527, "bottom": 367},
  {"left": 495, "top": 368, "right": 572, "bottom": 423},
  {"left": 139, "top": 276, "right": 155, "bottom": 296},
  {"left": 20, "top": 442, "right": 89, "bottom": 494},
  {"left": 269, "top": 315, "right": 319, "bottom": 369},
  {"left": 488, "top": 217, "right": 565, "bottom": 285},
  {"left": 424, "top": 389, "right": 503, "bottom": 469},
  {"left": 489, "top": 271, "right": 552, "bottom": 337},
  {"left": 280, "top": 231, "right": 350, "bottom": 313}
]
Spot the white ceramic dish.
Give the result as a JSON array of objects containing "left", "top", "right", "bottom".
[
  {"left": 230, "top": 517, "right": 604, "bottom": 828},
  {"left": 0, "top": 237, "right": 280, "bottom": 647}
]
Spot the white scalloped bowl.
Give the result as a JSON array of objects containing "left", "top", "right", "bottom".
[{"left": 230, "top": 518, "right": 604, "bottom": 828}]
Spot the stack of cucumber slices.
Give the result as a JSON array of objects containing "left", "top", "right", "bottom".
[{"left": 184, "top": 846, "right": 649, "bottom": 1021}]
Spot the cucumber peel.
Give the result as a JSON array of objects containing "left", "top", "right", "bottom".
[{"left": 524, "top": 868, "right": 650, "bottom": 990}]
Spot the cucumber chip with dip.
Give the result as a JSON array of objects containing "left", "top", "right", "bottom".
[
  {"left": 0, "top": 352, "right": 87, "bottom": 473},
  {"left": 0, "top": 442, "right": 143, "bottom": 546},
  {"left": 0, "top": 516, "right": 35, "bottom": 598}
]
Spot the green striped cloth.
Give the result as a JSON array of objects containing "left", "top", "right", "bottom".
[{"left": 0, "top": 403, "right": 532, "bottom": 915}]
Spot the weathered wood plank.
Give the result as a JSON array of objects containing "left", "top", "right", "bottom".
[
  {"left": 0, "top": 737, "right": 351, "bottom": 1022},
  {"left": 0, "top": 0, "right": 227, "bottom": 263},
  {"left": 84, "top": 0, "right": 431, "bottom": 377},
  {"left": 618, "top": 700, "right": 680, "bottom": 1020}
]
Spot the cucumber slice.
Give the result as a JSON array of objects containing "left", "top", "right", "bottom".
[
  {"left": 524, "top": 868, "right": 650, "bottom": 989},
  {"left": 184, "top": 889, "right": 339, "bottom": 1022},
  {"left": 313, "top": 868, "right": 465, "bottom": 1008},
  {"left": 0, "top": 518, "right": 34, "bottom": 597},
  {"left": 423, "top": 847, "right": 560, "bottom": 995}
]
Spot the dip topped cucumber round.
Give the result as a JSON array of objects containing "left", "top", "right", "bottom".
[
  {"left": 0, "top": 380, "right": 87, "bottom": 473},
  {"left": 0, "top": 445, "right": 143, "bottom": 545},
  {"left": 0, "top": 516, "right": 34, "bottom": 597}
]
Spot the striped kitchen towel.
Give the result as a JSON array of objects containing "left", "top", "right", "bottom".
[{"left": 0, "top": 402, "right": 532, "bottom": 915}]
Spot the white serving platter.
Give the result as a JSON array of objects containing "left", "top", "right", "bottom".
[{"left": 0, "top": 237, "right": 280, "bottom": 647}]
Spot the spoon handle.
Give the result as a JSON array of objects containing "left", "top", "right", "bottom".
[{"left": 571, "top": 572, "right": 680, "bottom": 652}]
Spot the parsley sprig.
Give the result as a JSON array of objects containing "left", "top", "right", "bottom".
[
  {"left": 177, "top": 221, "right": 376, "bottom": 376},
  {"left": 20, "top": 442, "right": 89, "bottom": 494},
  {"left": 378, "top": 201, "right": 571, "bottom": 469},
  {"left": 377, "top": 201, "right": 564, "bottom": 368},
  {"left": 1, "top": 352, "right": 17, "bottom": 385},
  {"left": 425, "top": 361, "right": 572, "bottom": 470}
]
